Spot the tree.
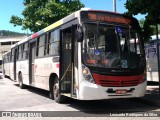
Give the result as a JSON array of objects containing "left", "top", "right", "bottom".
[
  {"left": 139, "top": 18, "right": 160, "bottom": 36},
  {"left": 139, "top": 18, "right": 145, "bottom": 28},
  {"left": 10, "top": 0, "right": 84, "bottom": 32},
  {"left": 125, "top": 0, "right": 160, "bottom": 42}
]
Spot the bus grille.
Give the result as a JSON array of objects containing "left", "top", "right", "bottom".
[
  {"left": 99, "top": 80, "right": 139, "bottom": 87},
  {"left": 92, "top": 73, "right": 144, "bottom": 87}
]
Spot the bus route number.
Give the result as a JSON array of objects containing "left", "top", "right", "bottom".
[{"left": 88, "top": 13, "right": 97, "bottom": 20}]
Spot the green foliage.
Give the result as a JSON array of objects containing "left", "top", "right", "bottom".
[
  {"left": 150, "top": 25, "right": 160, "bottom": 35},
  {"left": 10, "top": 0, "right": 84, "bottom": 32},
  {"left": 10, "top": 16, "right": 23, "bottom": 27},
  {"left": 138, "top": 19, "right": 160, "bottom": 40},
  {"left": 0, "top": 30, "right": 26, "bottom": 37},
  {"left": 125, "top": 0, "right": 160, "bottom": 42},
  {"left": 125, "top": 0, "right": 160, "bottom": 22},
  {"left": 139, "top": 18, "right": 145, "bottom": 28}
]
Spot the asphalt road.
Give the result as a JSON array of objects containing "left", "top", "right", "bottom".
[{"left": 0, "top": 76, "right": 160, "bottom": 119}]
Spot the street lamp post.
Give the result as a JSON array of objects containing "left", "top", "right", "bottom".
[
  {"left": 113, "top": 0, "right": 116, "bottom": 12},
  {"left": 156, "top": 24, "right": 160, "bottom": 94}
]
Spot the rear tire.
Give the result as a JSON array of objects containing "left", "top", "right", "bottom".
[
  {"left": 49, "top": 81, "right": 54, "bottom": 99},
  {"left": 52, "top": 77, "right": 66, "bottom": 103},
  {"left": 18, "top": 73, "right": 25, "bottom": 89},
  {"left": 3, "top": 70, "right": 6, "bottom": 78}
]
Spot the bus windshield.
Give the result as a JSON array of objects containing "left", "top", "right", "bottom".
[{"left": 82, "top": 22, "right": 144, "bottom": 69}]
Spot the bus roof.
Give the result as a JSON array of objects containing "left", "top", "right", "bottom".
[{"left": 12, "top": 9, "right": 88, "bottom": 45}]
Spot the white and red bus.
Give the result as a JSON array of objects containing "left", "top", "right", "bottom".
[
  {"left": 0, "top": 37, "right": 22, "bottom": 75},
  {"left": 3, "top": 9, "right": 146, "bottom": 103},
  {"left": 2, "top": 50, "right": 11, "bottom": 77}
]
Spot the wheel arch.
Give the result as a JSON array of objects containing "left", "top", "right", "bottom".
[{"left": 49, "top": 73, "right": 58, "bottom": 91}]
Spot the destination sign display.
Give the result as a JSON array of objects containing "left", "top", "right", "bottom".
[{"left": 81, "top": 11, "right": 131, "bottom": 24}]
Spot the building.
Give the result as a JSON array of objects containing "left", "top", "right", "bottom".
[{"left": 0, "top": 36, "right": 27, "bottom": 74}]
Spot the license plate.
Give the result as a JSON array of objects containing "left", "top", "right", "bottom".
[{"left": 116, "top": 89, "right": 127, "bottom": 94}]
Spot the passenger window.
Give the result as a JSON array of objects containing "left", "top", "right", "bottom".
[
  {"left": 48, "top": 29, "right": 60, "bottom": 55},
  {"left": 18, "top": 45, "right": 23, "bottom": 60},
  {"left": 22, "top": 42, "right": 29, "bottom": 59},
  {"left": 37, "top": 35, "right": 46, "bottom": 57}
]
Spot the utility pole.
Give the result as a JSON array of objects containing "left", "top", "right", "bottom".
[
  {"left": 113, "top": 0, "right": 116, "bottom": 12},
  {"left": 156, "top": 24, "right": 160, "bottom": 94},
  {"left": 155, "top": 11, "right": 160, "bottom": 94}
]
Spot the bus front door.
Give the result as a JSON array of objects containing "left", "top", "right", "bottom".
[{"left": 60, "top": 25, "right": 76, "bottom": 97}]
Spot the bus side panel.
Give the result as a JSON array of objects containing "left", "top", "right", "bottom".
[
  {"left": 9, "top": 63, "right": 14, "bottom": 80},
  {"left": 3, "top": 62, "right": 10, "bottom": 77},
  {"left": 6, "top": 62, "right": 10, "bottom": 77},
  {"left": 33, "top": 57, "right": 59, "bottom": 91},
  {"left": 16, "top": 60, "right": 29, "bottom": 85}
]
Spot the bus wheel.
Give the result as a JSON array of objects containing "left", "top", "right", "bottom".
[
  {"left": 18, "top": 73, "right": 25, "bottom": 89},
  {"left": 53, "top": 77, "right": 66, "bottom": 103},
  {"left": 3, "top": 70, "right": 6, "bottom": 78},
  {"left": 49, "top": 81, "right": 54, "bottom": 99}
]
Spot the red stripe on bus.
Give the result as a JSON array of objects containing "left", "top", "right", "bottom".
[
  {"left": 56, "top": 64, "right": 59, "bottom": 68},
  {"left": 32, "top": 33, "right": 38, "bottom": 39},
  {"left": 34, "top": 65, "right": 37, "bottom": 73}
]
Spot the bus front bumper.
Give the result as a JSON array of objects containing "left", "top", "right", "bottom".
[{"left": 78, "top": 80, "right": 147, "bottom": 100}]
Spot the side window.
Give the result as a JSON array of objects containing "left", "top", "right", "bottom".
[
  {"left": 18, "top": 45, "right": 23, "bottom": 60},
  {"left": 37, "top": 35, "right": 46, "bottom": 57},
  {"left": 11, "top": 48, "right": 15, "bottom": 61},
  {"left": 7, "top": 52, "right": 11, "bottom": 62},
  {"left": 4, "top": 55, "right": 7, "bottom": 63},
  {"left": 48, "top": 29, "right": 60, "bottom": 55},
  {"left": 3, "top": 56, "right": 5, "bottom": 64},
  {"left": 4, "top": 54, "right": 9, "bottom": 63},
  {"left": 22, "top": 42, "right": 29, "bottom": 59}
]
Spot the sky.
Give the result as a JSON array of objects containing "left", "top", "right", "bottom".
[{"left": 0, "top": 0, "right": 146, "bottom": 34}]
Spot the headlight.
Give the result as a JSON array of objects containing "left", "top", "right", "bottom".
[{"left": 82, "top": 65, "right": 95, "bottom": 84}]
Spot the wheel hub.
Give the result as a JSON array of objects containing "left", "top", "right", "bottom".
[{"left": 54, "top": 83, "right": 59, "bottom": 97}]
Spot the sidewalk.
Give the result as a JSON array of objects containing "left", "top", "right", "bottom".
[{"left": 140, "top": 86, "right": 160, "bottom": 107}]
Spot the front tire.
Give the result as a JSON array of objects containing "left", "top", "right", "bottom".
[{"left": 52, "top": 77, "right": 66, "bottom": 103}]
